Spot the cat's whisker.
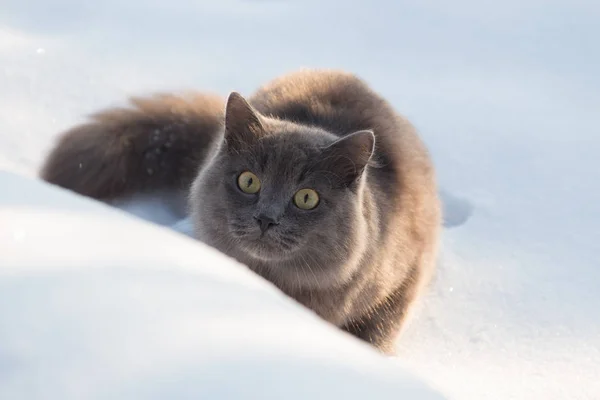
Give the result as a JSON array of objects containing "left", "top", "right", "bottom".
[
  {"left": 279, "top": 236, "right": 299, "bottom": 246},
  {"left": 229, "top": 230, "right": 251, "bottom": 238},
  {"left": 282, "top": 231, "right": 302, "bottom": 239},
  {"left": 299, "top": 253, "right": 319, "bottom": 297},
  {"left": 229, "top": 222, "right": 250, "bottom": 230}
]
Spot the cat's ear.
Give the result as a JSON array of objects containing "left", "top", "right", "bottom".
[
  {"left": 320, "top": 130, "right": 375, "bottom": 186},
  {"left": 224, "top": 92, "right": 263, "bottom": 152}
]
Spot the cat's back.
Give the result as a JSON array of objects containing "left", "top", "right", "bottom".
[
  {"left": 249, "top": 69, "right": 436, "bottom": 196},
  {"left": 249, "top": 69, "right": 391, "bottom": 137}
]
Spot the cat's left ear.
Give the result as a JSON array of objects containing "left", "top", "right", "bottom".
[
  {"left": 224, "top": 92, "right": 264, "bottom": 153},
  {"left": 320, "top": 130, "right": 375, "bottom": 186}
]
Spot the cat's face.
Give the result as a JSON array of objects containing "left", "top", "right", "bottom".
[
  {"left": 191, "top": 92, "right": 374, "bottom": 289},
  {"left": 210, "top": 133, "right": 357, "bottom": 261}
]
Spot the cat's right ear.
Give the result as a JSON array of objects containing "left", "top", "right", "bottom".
[
  {"left": 224, "top": 92, "right": 263, "bottom": 153},
  {"left": 317, "top": 130, "right": 375, "bottom": 187}
]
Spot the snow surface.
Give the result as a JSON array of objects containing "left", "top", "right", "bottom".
[
  {"left": 0, "top": 171, "right": 444, "bottom": 400},
  {"left": 1, "top": 1, "right": 599, "bottom": 399}
]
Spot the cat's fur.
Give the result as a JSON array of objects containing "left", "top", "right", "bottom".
[{"left": 40, "top": 70, "right": 441, "bottom": 354}]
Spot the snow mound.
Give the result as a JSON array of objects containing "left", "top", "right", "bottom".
[{"left": 0, "top": 171, "right": 444, "bottom": 400}]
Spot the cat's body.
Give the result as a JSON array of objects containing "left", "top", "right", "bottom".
[{"left": 41, "top": 70, "right": 441, "bottom": 354}]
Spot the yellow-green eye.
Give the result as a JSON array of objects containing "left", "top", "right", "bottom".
[
  {"left": 237, "top": 171, "right": 261, "bottom": 194},
  {"left": 294, "top": 188, "right": 319, "bottom": 210}
]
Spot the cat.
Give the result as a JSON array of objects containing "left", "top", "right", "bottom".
[{"left": 40, "top": 69, "right": 441, "bottom": 354}]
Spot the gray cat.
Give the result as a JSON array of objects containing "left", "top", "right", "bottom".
[{"left": 41, "top": 69, "right": 441, "bottom": 354}]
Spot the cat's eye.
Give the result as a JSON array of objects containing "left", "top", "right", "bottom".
[
  {"left": 294, "top": 188, "right": 319, "bottom": 210},
  {"left": 237, "top": 171, "right": 261, "bottom": 194}
]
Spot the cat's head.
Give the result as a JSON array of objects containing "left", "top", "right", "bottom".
[{"left": 191, "top": 92, "right": 375, "bottom": 289}]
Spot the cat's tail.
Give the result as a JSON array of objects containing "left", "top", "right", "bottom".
[{"left": 40, "top": 92, "right": 225, "bottom": 200}]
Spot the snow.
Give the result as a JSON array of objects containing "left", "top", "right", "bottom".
[
  {"left": 1, "top": 1, "right": 599, "bottom": 399},
  {"left": 0, "top": 171, "right": 444, "bottom": 400}
]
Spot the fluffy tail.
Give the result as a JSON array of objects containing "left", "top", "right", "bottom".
[{"left": 40, "top": 92, "right": 225, "bottom": 200}]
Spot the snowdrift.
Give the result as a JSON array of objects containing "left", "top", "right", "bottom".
[{"left": 0, "top": 171, "right": 444, "bottom": 400}]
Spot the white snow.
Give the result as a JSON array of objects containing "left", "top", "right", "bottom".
[
  {"left": 0, "top": 171, "right": 444, "bottom": 400},
  {"left": 1, "top": 1, "right": 599, "bottom": 399}
]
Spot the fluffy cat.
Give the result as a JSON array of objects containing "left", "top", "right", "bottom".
[{"left": 40, "top": 69, "right": 441, "bottom": 354}]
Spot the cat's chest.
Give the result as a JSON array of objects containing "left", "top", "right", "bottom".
[{"left": 290, "top": 288, "right": 354, "bottom": 326}]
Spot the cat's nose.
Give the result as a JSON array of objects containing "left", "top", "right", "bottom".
[{"left": 254, "top": 214, "right": 279, "bottom": 233}]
